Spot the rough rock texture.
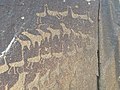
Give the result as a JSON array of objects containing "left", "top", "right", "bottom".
[{"left": 0, "top": 0, "right": 119, "bottom": 90}]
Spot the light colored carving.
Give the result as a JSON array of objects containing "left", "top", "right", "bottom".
[
  {"left": 46, "top": 4, "right": 59, "bottom": 17},
  {"left": 10, "top": 72, "right": 28, "bottom": 90},
  {"left": 52, "top": 52, "right": 64, "bottom": 58},
  {"left": 41, "top": 52, "right": 52, "bottom": 59},
  {"left": 27, "top": 54, "right": 41, "bottom": 69},
  {"left": 39, "top": 69, "right": 50, "bottom": 86},
  {"left": 8, "top": 58, "right": 25, "bottom": 74},
  {"left": 36, "top": 29, "right": 51, "bottom": 42},
  {"left": 36, "top": 4, "right": 47, "bottom": 23},
  {"left": 47, "top": 25, "right": 61, "bottom": 39},
  {"left": 16, "top": 37, "right": 31, "bottom": 50},
  {"left": 50, "top": 62, "right": 62, "bottom": 80},
  {"left": 69, "top": 6, "right": 94, "bottom": 23},
  {"left": 60, "top": 23, "right": 71, "bottom": 37},
  {"left": 5, "top": 84, "right": 8, "bottom": 90},
  {"left": 58, "top": 8, "right": 68, "bottom": 17},
  {"left": 0, "top": 56, "right": 9, "bottom": 74},
  {"left": 22, "top": 31, "right": 42, "bottom": 47},
  {"left": 27, "top": 73, "right": 40, "bottom": 90}
]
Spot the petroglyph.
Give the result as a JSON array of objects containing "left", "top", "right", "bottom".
[
  {"left": 36, "top": 4, "right": 48, "bottom": 23},
  {"left": 0, "top": 56, "right": 9, "bottom": 74},
  {"left": 47, "top": 4, "right": 59, "bottom": 17},
  {"left": 47, "top": 25, "right": 61, "bottom": 39},
  {"left": 36, "top": 28, "right": 51, "bottom": 42},
  {"left": 52, "top": 52, "right": 64, "bottom": 58},
  {"left": 8, "top": 58, "right": 25, "bottom": 74},
  {"left": 10, "top": 72, "right": 28, "bottom": 90},
  {"left": 21, "top": 31, "right": 42, "bottom": 47},
  {"left": 27, "top": 55, "right": 41, "bottom": 69},
  {"left": 27, "top": 73, "right": 41, "bottom": 90},
  {"left": 39, "top": 69, "right": 50, "bottom": 86},
  {"left": 0, "top": 0, "right": 98, "bottom": 89},
  {"left": 69, "top": 6, "right": 94, "bottom": 23},
  {"left": 60, "top": 23, "right": 71, "bottom": 37},
  {"left": 16, "top": 36, "right": 31, "bottom": 50}
]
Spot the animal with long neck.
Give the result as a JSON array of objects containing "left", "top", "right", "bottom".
[
  {"left": 21, "top": 31, "right": 43, "bottom": 47},
  {"left": 46, "top": 4, "right": 59, "bottom": 17},
  {"left": 47, "top": 25, "right": 61, "bottom": 40},
  {"left": 36, "top": 4, "right": 48, "bottom": 23},
  {"left": 8, "top": 57, "right": 25, "bottom": 74},
  {"left": 15, "top": 36, "right": 31, "bottom": 50},
  {"left": 10, "top": 72, "right": 28, "bottom": 90},
  {"left": 60, "top": 23, "right": 71, "bottom": 37},
  {"left": 68, "top": 6, "right": 93, "bottom": 23},
  {"left": 27, "top": 50, "right": 41, "bottom": 69},
  {"left": 36, "top": 28, "right": 51, "bottom": 42}
]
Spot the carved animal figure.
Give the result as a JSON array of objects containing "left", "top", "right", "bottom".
[
  {"left": 68, "top": 6, "right": 93, "bottom": 23},
  {"left": 36, "top": 4, "right": 48, "bottom": 23},
  {"left": 60, "top": 23, "right": 71, "bottom": 37},
  {"left": 16, "top": 35, "right": 31, "bottom": 50},
  {"left": 21, "top": 31, "right": 42, "bottom": 47},
  {"left": 46, "top": 4, "right": 58, "bottom": 17},
  {"left": 8, "top": 58, "right": 25, "bottom": 74},
  {"left": 36, "top": 29, "right": 51, "bottom": 42},
  {"left": 27, "top": 73, "right": 40, "bottom": 90},
  {"left": 0, "top": 55, "right": 9, "bottom": 74},
  {"left": 58, "top": 8, "right": 68, "bottom": 17},
  {"left": 47, "top": 25, "right": 61, "bottom": 39},
  {"left": 27, "top": 53, "right": 41, "bottom": 69},
  {"left": 10, "top": 72, "right": 28, "bottom": 90}
]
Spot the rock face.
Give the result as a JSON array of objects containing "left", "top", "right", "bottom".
[{"left": 0, "top": 0, "right": 119, "bottom": 90}]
